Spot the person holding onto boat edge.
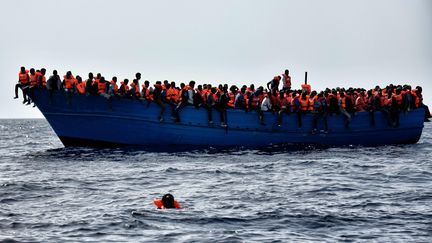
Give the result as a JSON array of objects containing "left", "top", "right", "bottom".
[
  {"left": 173, "top": 80, "right": 195, "bottom": 122},
  {"left": 153, "top": 81, "right": 166, "bottom": 122},
  {"left": 154, "top": 194, "right": 181, "bottom": 209},
  {"left": 14, "top": 66, "right": 30, "bottom": 103}
]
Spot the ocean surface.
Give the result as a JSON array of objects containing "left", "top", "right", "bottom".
[{"left": 0, "top": 119, "right": 431, "bottom": 242}]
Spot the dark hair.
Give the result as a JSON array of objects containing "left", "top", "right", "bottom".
[{"left": 162, "top": 194, "right": 175, "bottom": 208}]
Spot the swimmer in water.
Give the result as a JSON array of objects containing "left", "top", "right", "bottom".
[{"left": 154, "top": 194, "right": 182, "bottom": 209}]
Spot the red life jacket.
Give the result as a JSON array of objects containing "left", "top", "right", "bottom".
[
  {"left": 153, "top": 199, "right": 181, "bottom": 209},
  {"left": 64, "top": 75, "right": 75, "bottom": 89},
  {"left": 29, "top": 73, "right": 38, "bottom": 87},
  {"left": 76, "top": 82, "right": 85, "bottom": 94},
  {"left": 300, "top": 97, "right": 309, "bottom": 111},
  {"left": 18, "top": 70, "right": 30, "bottom": 85}
]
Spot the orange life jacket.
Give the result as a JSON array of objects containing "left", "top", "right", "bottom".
[
  {"left": 153, "top": 199, "right": 181, "bottom": 209},
  {"left": 308, "top": 96, "right": 316, "bottom": 111},
  {"left": 29, "top": 73, "right": 38, "bottom": 87},
  {"left": 340, "top": 97, "right": 346, "bottom": 108},
  {"left": 300, "top": 97, "right": 309, "bottom": 111},
  {"left": 120, "top": 82, "right": 129, "bottom": 93},
  {"left": 76, "top": 82, "right": 85, "bottom": 94},
  {"left": 167, "top": 87, "right": 179, "bottom": 102},
  {"left": 18, "top": 70, "right": 30, "bottom": 85},
  {"left": 411, "top": 91, "right": 420, "bottom": 108},
  {"left": 64, "top": 75, "right": 75, "bottom": 89}
]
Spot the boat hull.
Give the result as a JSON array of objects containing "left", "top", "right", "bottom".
[{"left": 32, "top": 89, "right": 425, "bottom": 148}]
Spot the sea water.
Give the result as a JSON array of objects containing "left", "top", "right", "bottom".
[{"left": 0, "top": 119, "right": 431, "bottom": 242}]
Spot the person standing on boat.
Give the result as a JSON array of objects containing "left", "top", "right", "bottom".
[
  {"left": 14, "top": 66, "right": 30, "bottom": 103},
  {"left": 267, "top": 76, "right": 280, "bottom": 93},
  {"left": 173, "top": 80, "right": 195, "bottom": 122},
  {"left": 282, "top": 69, "right": 291, "bottom": 91},
  {"left": 153, "top": 81, "right": 166, "bottom": 122}
]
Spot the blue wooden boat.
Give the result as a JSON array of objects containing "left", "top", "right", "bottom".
[{"left": 30, "top": 89, "right": 425, "bottom": 148}]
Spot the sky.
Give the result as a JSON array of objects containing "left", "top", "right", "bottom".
[{"left": 0, "top": 0, "right": 431, "bottom": 118}]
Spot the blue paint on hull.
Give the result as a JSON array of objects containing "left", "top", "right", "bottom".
[{"left": 32, "top": 89, "right": 424, "bottom": 148}]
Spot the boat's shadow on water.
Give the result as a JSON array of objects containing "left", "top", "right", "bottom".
[{"left": 24, "top": 142, "right": 425, "bottom": 161}]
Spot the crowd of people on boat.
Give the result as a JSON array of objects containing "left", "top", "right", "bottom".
[{"left": 14, "top": 66, "right": 431, "bottom": 130}]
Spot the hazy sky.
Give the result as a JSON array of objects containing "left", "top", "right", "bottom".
[{"left": 1, "top": 0, "right": 431, "bottom": 118}]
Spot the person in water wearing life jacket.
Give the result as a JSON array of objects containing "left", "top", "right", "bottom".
[
  {"left": 173, "top": 80, "right": 195, "bottom": 122},
  {"left": 14, "top": 66, "right": 30, "bottom": 103},
  {"left": 154, "top": 194, "right": 181, "bottom": 209}
]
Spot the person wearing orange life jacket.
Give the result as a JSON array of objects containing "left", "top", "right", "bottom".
[
  {"left": 141, "top": 80, "right": 153, "bottom": 101},
  {"left": 75, "top": 76, "right": 86, "bottom": 94},
  {"left": 226, "top": 86, "right": 238, "bottom": 109},
  {"left": 166, "top": 81, "right": 179, "bottom": 104},
  {"left": 154, "top": 194, "right": 181, "bottom": 209},
  {"left": 248, "top": 86, "right": 263, "bottom": 112},
  {"left": 108, "top": 76, "right": 119, "bottom": 95},
  {"left": 297, "top": 92, "right": 310, "bottom": 128},
  {"left": 282, "top": 69, "right": 292, "bottom": 91},
  {"left": 23, "top": 68, "right": 40, "bottom": 106},
  {"left": 129, "top": 79, "right": 141, "bottom": 98},
  {"left": 14, "top": 66, "right": 30, "bottom": 103},
  {"left": 37, "top": 68, "right": 47, "bottom": 88},
  {"left": 63, "top": 71, "right": 75, "bottom": 105},
  {"left": 412, "top": 86, "right": 431, "bottom": 121},
  {"left": 97, "top": 76, "right": 107, "bottom": 95},
  {"left": 118, "top": 79, "right": 130, "bottom": 96},
  {"left": 338, "top": 92, "right": 352, "bottom": 128},
  {"left": 308, "top": 91, "right": 317, "bottom": 111}
]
